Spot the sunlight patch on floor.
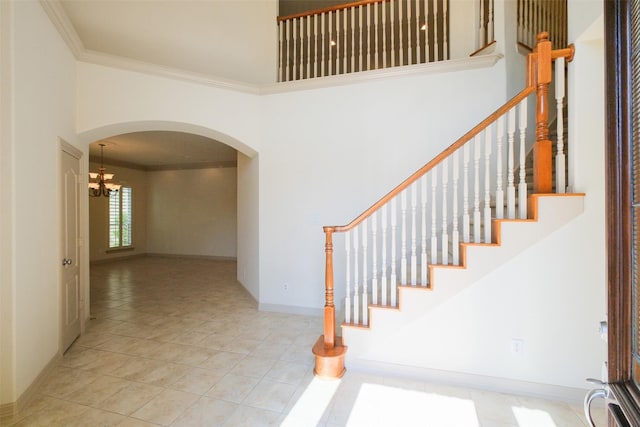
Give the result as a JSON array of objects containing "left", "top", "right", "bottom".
[
  {"left": 346, "top": 383, "right": 480, "bottom": 426},
  {"left": 280, "top": 377, "right": 342, "bottom": 426},
  {"left": 512, "top": 406, "right": 558, "bottom": 427}
]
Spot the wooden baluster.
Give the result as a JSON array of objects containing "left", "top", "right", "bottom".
[
  {"left": 495, "top": 116, "right": 505, "bottom": 219},
  {"left": 415, "top": 0, "right": 421, "bottom": 64},
  {"left": 328, "top": 12, "right": 334, "bottom": 76},
  {"left": 517, "top": 0, "right": 522, "bottom": 45},
  {"left": 442, "top": 0, "right": 448, "bottom": 59},
  {"left": 400, "top": 190, "right": 407, "bottom": 285},
  {"left": 407, "top": 0, "right": 412, "bottom": 64},
  {"left": 556, "top": 56, "right": 566, "bottom": 193},
  {"left": 372, "top": 212, "right": 378, "bottom": 305},
  {"left": 285, "top": 21, "right": 291, "bottom": 81},
  {"left": 343, "top": 8, "right": 348, "bottom": 74},
  {"left": 519, "top": 0, "right": 525, "bottom": 45},
  {"left": 484, "top": 126, "right": 492, "bottom": 244},
  {"left": 424, "top": 0, "right": 430, "bottom": 62},
  {"left": 390, "top": 198, "right": 397, "bottom": 307},
  {"left": 430, "top": 166, "right": 438, "bottom": 264},
  {"left": 535, "top": 0, "right": 540, "bottom": 46},
  {"left": 528, "top": 0, "right": 533, "bottom": 45},
  {"left": 452, "top": 150, "right": 460, "bottom": 265},
  {"left": 411, "top": 183, "right": 417, "bottom": 285},
  {"left": 398, "top": 0, "right": 404, "bottom": 66},
  {"left": 353, "top": 226, "right": 360, "bottom": 324},
  {"left": 321, "top": 13, "right": 326, "bottom": 77},
  {"left": 314, "top": 14, "right": 319, "bottom": 78},
  {"left": 362, "top": 219, "right": 368, "bottom": 326},
  {"left": 359, "top": 5, "right": 364, "bottom": 72},
  {"left": 278, "top": 22, "right": 283, "bottom": 82},
  {"left": 382, "top": 0, "right": 387, "bottom": 68},
  {"left": 463, "top": 143, "right": 470, "bottom": 242},
  {"left": 420, "top": 175, "right": 428, "bottom": 285},
  {"left": 547, "top": 1, "right": 552, "bottom": 47},
  {"left": 507, "top": 107, "right": 516, "bottom": 219},
  {"left": 487, "top": 0, "right": 493, "bottom": 43},
  {"left": 293, "top": 18, "right": 298, "bottom": 80},
  {"left": 518, "top": 97, "right": 528, "bottom": 219},
  {"left": 374, "top": 3, "right": 379, "bottom": 69},
  {"left": 307, "top": 16, "right": 311, "bottom": 79},
  {"left": 473, "top": 134, "right": 481, "bottom": 243},
  {"left": 345, "top": 230, "right": 351, "bottom": 324},
  {"left": 366, "top": 4, "right": 371, "bottom": 70},
  {"left": 335, "top": 11, "right": 340, "bottom": 75},
  {"left": 478, "top": 0, "right": 485, "bottom": 49},
  {"left": 549, "top": 1, "right": 564, "bottom": 49},
  {"left": 381, "top": 204, "right": 388, "bottom": 305},
  {"left": 433, "top": 0, "right": 439, "bottom": 61},
  {"left": 351, "top": 7, "right": 355, "bottom": 73},
  {"left": 441, "top": 157, "right": 449, "bottom": 265}
]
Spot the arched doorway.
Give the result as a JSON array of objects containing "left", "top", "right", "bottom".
[{"left": 79, "top": 122, "right": 260, "bottom": 325}]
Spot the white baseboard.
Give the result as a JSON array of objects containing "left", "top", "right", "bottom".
[
  {"left": 144, "top": 253, "right": 237, "bottom": 261},
  {"left": 347, "top": 359, "right": 590, "bottom": 404},
  {"left": 90, "top": 253, "right": 237, "bottom": 265},
  {"left": 0, "top": 352, "right": 61, "bottom": 417},
  {"left": 259, "top": 303, "right": 323, "bottom": 317}
]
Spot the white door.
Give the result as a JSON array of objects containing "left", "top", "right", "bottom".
[{"left": 61, "top": 147, "right": 81, "bottom": 352}]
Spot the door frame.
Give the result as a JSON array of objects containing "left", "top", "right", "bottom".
[
  {"left": 59, "top": 139, "right": 84, "bottom": 354},
  {"left": 605, "top": 0, "right": 640, "bottom": 425}
]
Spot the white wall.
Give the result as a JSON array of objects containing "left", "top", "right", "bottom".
[
  {"left": 259, "top": 65, "right": 508, "bottom": 312},
  {"left": 88, "top": 162, "right": 148, "bottom": 262},
  {"left": 89, "top": 163, "right": 237, "bottom": 262},
  {"left": 1, "top": 0, "right": 80, "bottom": 404},
  {"left": 237, "top": 153, "right": 260, "bottom": 300},
  {"left": 146, "top": 167, "right": 237, "bottom": 258},
  {"left": 449, "top": 0, "right": 478, "bottom": 59},
  {"left": 0, "top": 0, "right": 15, "bottom": 406}
]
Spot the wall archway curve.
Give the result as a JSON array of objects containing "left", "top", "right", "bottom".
[{"left": 77, "top": 120, "right": 258, "bottom": 158}]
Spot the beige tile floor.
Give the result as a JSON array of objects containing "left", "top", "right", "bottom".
[{"left": 1, "top": 257, "right": 606, "bottom": 426}]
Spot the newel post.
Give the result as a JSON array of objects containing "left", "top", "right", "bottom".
[
  {"left": 533, "top": 32, "right": 553, "bottom": 193},
  {"left": 323, "top": 227, "right": 336, "bottom": 348},
  {"left": 531, "top": 32, "right": 575, "bottom": 194},
  {"left": 312, "top": 226, "right": 347, "bottom": 378}
]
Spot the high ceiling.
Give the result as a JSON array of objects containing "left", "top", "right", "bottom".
[
  {"left": 57, "top": 0, "right": 279, "bottom": 168},
  {"left": 89, "top": 131, "right": 237, "bottom": 170}
]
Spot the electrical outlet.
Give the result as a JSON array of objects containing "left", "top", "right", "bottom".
[
  {"left": 283, "top": 283, "right": 289, "bottom": 292},
  {"left": 511, "top": 338, "right": 524, "bottom": 355}
]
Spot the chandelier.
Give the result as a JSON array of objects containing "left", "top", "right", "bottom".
[{"left": 88, "top": 143, "right": 121, "bottom": 197}]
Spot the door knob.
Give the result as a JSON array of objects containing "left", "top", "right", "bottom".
[
  {"left": 584, "top": 378, "right": 611, "bottom": 427},
  {"left": 62, "top": 258, "right": 73, "bottom": 266}
]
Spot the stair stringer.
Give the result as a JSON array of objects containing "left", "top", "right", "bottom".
[{"left": 342, "top": 194, "right": 585, "bottom": 365}]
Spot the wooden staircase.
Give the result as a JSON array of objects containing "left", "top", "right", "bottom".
[
  {"left": 312, "top": 33, "right": 576, "bottom": 378},
  {"left": 341, "top": 193, "right": 584, "bottom": 365}
]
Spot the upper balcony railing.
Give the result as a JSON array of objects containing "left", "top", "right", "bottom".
[
  {"left": 277, "top": 0, "right": 567, "bottom": 82},
  {"left": 277, "top": 0, "right": 450, "bottom": 82},
  {"left": 517, "top": 0, "right": 567, "bottom": 51}
]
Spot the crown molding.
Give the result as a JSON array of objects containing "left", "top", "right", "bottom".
[
  {"left": 39, "top": 0, "right": 84, "bottom": 57},
  {"left": 79, "top": 49, "right": 262, "bottom": 95},
  {"left": 77, "top": 50, "right": 503, "bottom": 96}
]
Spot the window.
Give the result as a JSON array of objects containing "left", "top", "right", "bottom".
[{"left": 109, "top": 187, "right": 132, "bottom": 248}]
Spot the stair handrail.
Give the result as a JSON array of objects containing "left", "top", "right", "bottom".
[
  {"left": 325, "top": 87, "right": 535, "bottom": 236},
  {"left": 277, "top": 0, "right": 388, "bottom": 22},
  {"left": 314, "top": 32, "right": 575, "bottom": 378}
]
